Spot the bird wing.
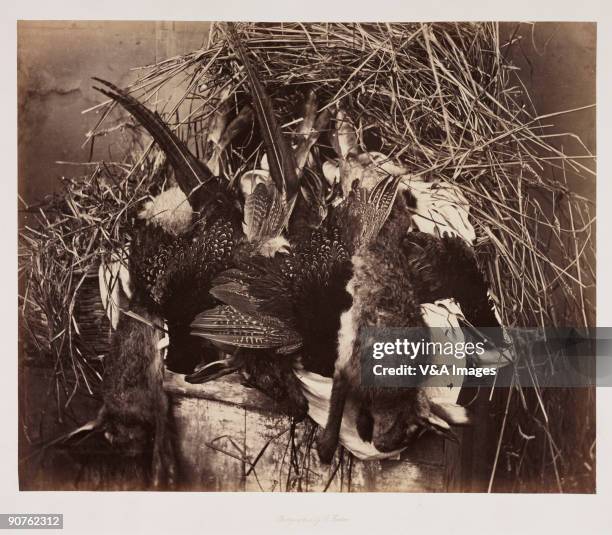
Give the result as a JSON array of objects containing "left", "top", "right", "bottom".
[
  {"left": 198, "top": 226, "right": 351, "bottom": 369},
  {"left": 241, "top": 180, "right": 294, "bottom": 243},
  {"left": 129, "top": 216, "right": 236, "bottom": 318},
  {"left": 92, "top": 78, "right": 214, "bottom": 212},
  {"left": 210, "top": 225, "right": 351, "bottom": 324},
  {"left": 191, "top": 305, "right": 302, "bottom": 352},
  {"left": 243, "top": 182, "right": 272, "bottom": 242},
  {"left": 363, "top": 173, "right": 404, "bottom": 241},
  {"left": 210, "top": 257, "right": 294, "bottom": 320},
  {"left": 333, "top": 173, "right": 403, "bottom": 252}
]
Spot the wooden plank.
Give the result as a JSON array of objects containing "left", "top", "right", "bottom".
[
  {"left": 350, "top": 458, "right": 445, "bottom": 493},
  {"left": 165, "top": 371, "right": 276, "bottom": 412},
  {"left": 172, "top": 396, "right": 246, "bottom": 491},
  {"left": 243, "top": 410, "right": 294, "bottom": 492},
  {"left": 167, "top": 375, "right": 456, "bottom": 492}
]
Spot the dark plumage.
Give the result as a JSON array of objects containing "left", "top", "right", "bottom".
[
  {"left": 92, "top": 21, "right": 313, "bottom": 372},
  {"left": 194, "top": 187, "right": 501, "bottom": 463},
  {"left": 82, "top": 26, "right": 324, "bottom": 484},
  {"left": 191, "top": 176, "right": 403, "bottom": 377},
  {"left": 93, "top": 77, "right": 247, "bottom": 373},
  {"left": 128, "top": 214, "right": 241, "bottom": 373},
  {"left": 193, "top": 223, "right": 352, "bottom": 376},
  {"left": 92, "top": 23, "right": 501, "bottom": 473},
  {"left": 83, "top": 78, "right": 249, "bottom": 487}
]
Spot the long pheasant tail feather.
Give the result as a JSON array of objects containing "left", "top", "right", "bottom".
[
  {"left": 226, "top": 23, "right": 298, "bottom": 201},
  {"left": 92, "top": 77, "right": 212, "bottom": 210}
]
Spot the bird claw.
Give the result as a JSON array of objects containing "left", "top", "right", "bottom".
[{"left": 185, "top": 359, "right": 240, "bottom": 384}]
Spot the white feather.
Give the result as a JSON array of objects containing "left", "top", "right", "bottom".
[{"left": 138, "top": 186, "right": 193, "bottom": 235}]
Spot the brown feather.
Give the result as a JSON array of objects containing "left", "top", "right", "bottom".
[
  {"left": 191, "top": 305, "right": 302, "bottom": 351},
  {"left": 92, "top": 78, "right": 212, "bottom": 211},
  {"left": 226, "top": 23, "right": 298, "bottom": 201}
]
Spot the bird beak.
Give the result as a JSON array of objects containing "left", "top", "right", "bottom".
[{"left": 185, "top": 357, "right": 241, "bottom": 384}]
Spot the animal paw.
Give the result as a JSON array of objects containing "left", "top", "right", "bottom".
[{"left": 151, "top": 450, "right": 177, "bottom": 490}]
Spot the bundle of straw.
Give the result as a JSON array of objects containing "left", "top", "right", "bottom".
[
  {"left": 19, "top": 22, "right": 595, "bottom": 492},
  {"left": 19, "top": 133, "right": 168, "bottom": 400}
]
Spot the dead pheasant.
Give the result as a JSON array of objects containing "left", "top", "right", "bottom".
[
  {"left": 190, "top": 83, "right": 502, "bottom": 463},
  {"left": 91, "top": 22, "right": 331, "bottom": 369},
  {"left": 63, "top": 24, "right": 330, "bottom": 486},
  {"left": 193, "top": 178, "right": 501, "bottom": 462}
]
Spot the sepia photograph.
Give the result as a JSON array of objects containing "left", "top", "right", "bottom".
[{"left": 16, "top": 19, "right": 596, "bottom": 497}]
